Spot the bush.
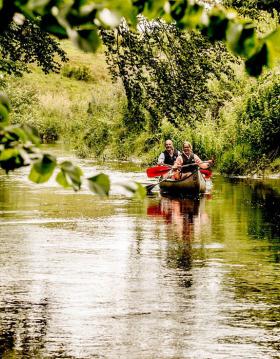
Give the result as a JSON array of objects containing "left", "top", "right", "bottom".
[
  {"left": 61, "top": 64, "right": 94, "bottom": 82},
  {"left": 270, "top": 158, "right": 280, "bottom": 172},
  {"left": 82, "top": 119, "right": 111, "bottom": 157},
  {"left": 237, "top": 74, "right": 280, "bottom": 159},
  {"left": 219, "top": 144, "right": 253, "bottom": 175}
]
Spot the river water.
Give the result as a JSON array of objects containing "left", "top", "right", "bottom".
[{"left": 0, "top": 147, "right": 279, "bottom": 359}]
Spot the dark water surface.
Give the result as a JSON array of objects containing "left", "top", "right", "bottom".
[{"left": 0, "top": 148, "right": 279, "bottom": 358}]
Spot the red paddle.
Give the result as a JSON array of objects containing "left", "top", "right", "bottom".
[
  {"left": 146, "top": 163, "right": 213, "bottom": 179},
  {"left": 200, "top": 169, "right": 212, "bottom": 179},
  {"left": 146, "top": 165, "right": 171, "bottom": 178}
]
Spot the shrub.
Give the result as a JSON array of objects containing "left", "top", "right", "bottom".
[
  {"left": 82, "top": 119, "right": 111, "bottom": 157},
  {"left": 237, "top": 74, "right": 280, "bottom": 159},
  {"left": 61, "top": 64, "right": 94, "bottom": 82},
  {"left": 219, "top": 144, "right": 253, "bottom": 175}
]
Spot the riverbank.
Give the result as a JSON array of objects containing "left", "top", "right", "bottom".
[{"left": 1, "top": 39, "right": 279, "bottom": 177}]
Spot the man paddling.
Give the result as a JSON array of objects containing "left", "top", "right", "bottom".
[{"left": 158, "top": 139, "right": 180, "bottom": 166}]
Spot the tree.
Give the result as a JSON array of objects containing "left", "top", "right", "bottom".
[
  {"left": 102, "top": 18, "right": 236, "bottom": 132},
  {"left": 0, "top": 19, "right": 68, "bottom": 76}
]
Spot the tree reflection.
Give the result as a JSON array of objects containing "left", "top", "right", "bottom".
[
  {"left": 248, "top": 182, "right": 280, "bottom": 244},
  {"left": 0, "top": 297, "right": 48, "bottom": 358},
  {"left": 0, "top": 296, "right": 72, "bottom": 358}
]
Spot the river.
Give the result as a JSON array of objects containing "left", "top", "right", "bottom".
[{"left": 0, "top": 146, "right": 279, "bottom": 359}]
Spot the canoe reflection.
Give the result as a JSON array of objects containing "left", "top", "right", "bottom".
[{"left": 147, "top": 196, "right": 211, "bottom": 240}]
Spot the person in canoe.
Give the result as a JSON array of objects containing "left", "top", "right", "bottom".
[
  {"left": 157, "top": 139, "right": 180, "bottom": 166},
  {"left": 172, "top": 141, "right": 213, "bottom": 180}
]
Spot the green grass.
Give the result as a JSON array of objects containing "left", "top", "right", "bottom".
[{"left": 3, "top": 40, "right": 126, "bottom": 157}]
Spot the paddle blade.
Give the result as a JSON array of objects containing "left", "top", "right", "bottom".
[
  {"left": 146, "top": 165, "right": 171, "bottom": 178},
  {"left": 200, "top": 169, "right": 212, "bottom": 179}
]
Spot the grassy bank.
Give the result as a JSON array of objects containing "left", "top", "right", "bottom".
[{"left": 1, "top": 40, "right": 126, "bottom": 158}]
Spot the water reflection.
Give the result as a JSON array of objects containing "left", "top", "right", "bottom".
[
  {"left": 1, "top": 160, "right": 280, "bottom": 358},
  {"left": 147, "top": 196, "right": 210, "bottom": 241},
  {"left": 0, "top": 296, "right": 49, "bottom": 358},
  {"left": 248, "top": 181, "right": 280, "bottom": 242},
  {"left": 147, "top": 196, "right": 213, "bottom": 290}
]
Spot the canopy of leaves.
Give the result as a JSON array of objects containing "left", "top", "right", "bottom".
[
  {"left": 0, "top": 19, "right": 68, "bottom": 76},
  {"left": 102, "top": 18, "right": 236, "bottom": 132},
  {"left": 0, "top": 0, "right": 279, "bottom": 76}
]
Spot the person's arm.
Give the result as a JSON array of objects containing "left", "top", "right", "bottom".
[
  {"left": 194, "top": 154, "right": 202, "bottom": 165},
  {"left": 173, "top": 155, "right": 183, "bottom": 169},
  {"left": 157, "top": 152, "right": 165, "bottom": 165},
  {"left": 194, "top": 154, "right": 213, "bottom": 169}
]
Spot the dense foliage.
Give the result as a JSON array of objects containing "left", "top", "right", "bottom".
[
  {"left": 223, "top": 0, "right": 280, "bottom": 15},
  {"left": 216, "top": 71, "right": 280, "bottom": 175},
  {"left": 0, "top": 19, "right": 68, "bottom": 76},
  {"left": 102, "top": 18, "right": 236, "bottom": 132},
  {"left": 0, "top": 1, "right": 279, "bottom": 76}
]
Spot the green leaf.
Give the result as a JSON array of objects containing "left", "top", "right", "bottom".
[
  {"left": 178, "top": 3, "right": 204, "bottom": 29},
  {"left": 245, "top": 43, "right": 268, "bottom": 77},
  {"left": 0, "top": 104, "right": 9, "bottom": 124},
  {"left": 169, "top": 0, "right": 188, "bottom": 22},
  {"left": 226, "top": 22, "right": 258, "bottom": 58},
  {"left": 107, "top": 0, "right": 133, "bottom": 21},
  {"left": 0, "top": 93, "right": 11, "bottom": 112},
  {"left": 0, "top": 148, "right": 19, "bottom": 161},
  {"left": 22, "top": 125, "right": 41, "bottom": 146},
  {"left": 56, "top": 170, "right": 69, "bottom": 188},
  {"left": 74, "top": 29, "right": 101, "bottom": 53},
  {"left": 10, "top": 127, "right": 29, "bottom": 142},
  {"left": 56, "top": 161, "right": 83, "bottom": 191},
  {"left": 0, "top": 150, "right": 24, "bottom": 172},
  {"left": 203, "top": 8, "right": 229, "bottom": 41},
  {"left": 142, "top": 0, "right": 166, "bottom": 20},
  {"left": 29, "top": 153, "right": 57, "bottom": 183},
  {"left": 41, "top": 15, "right": 68, "bottom": 38},
  {"left": 24, "top": 0, "right": 52, "bottom": 15},
  {"left": 88, "top": 173, "right": 110, "bottom": 196},
  {"left": 264, "top": 27, "right": 280, "bottom": 68},
  {"left": 121, "top": 182, "right": 146, "bottom": 199}
]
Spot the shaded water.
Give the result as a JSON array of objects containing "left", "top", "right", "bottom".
[{"left": 0, "top": 147, "right": 280, "bottom": 358}]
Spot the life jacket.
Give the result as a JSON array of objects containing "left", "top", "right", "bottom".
[
  {"left": 163, "top": 149, "right": 179, "bottom": 165},
  {"left": 181, "top": 152, "right": 197, "bottom": 173}
]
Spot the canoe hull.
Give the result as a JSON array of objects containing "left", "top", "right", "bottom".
[{"left": 159, "top": 170, "right": 206, "bottom": 196}]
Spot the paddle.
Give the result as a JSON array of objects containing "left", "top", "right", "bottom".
[
  {"left": 146, "top": 174, "right": 172, "bottom": 193},
  {"left": 200, "top": 169, "right": 212, "bottom": 179},
  {"left": 146, "top": 165, "right": 172, "bottom": 178},
  {"left": 146, "top": 162, "right": 212, "bottom": 178}
]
